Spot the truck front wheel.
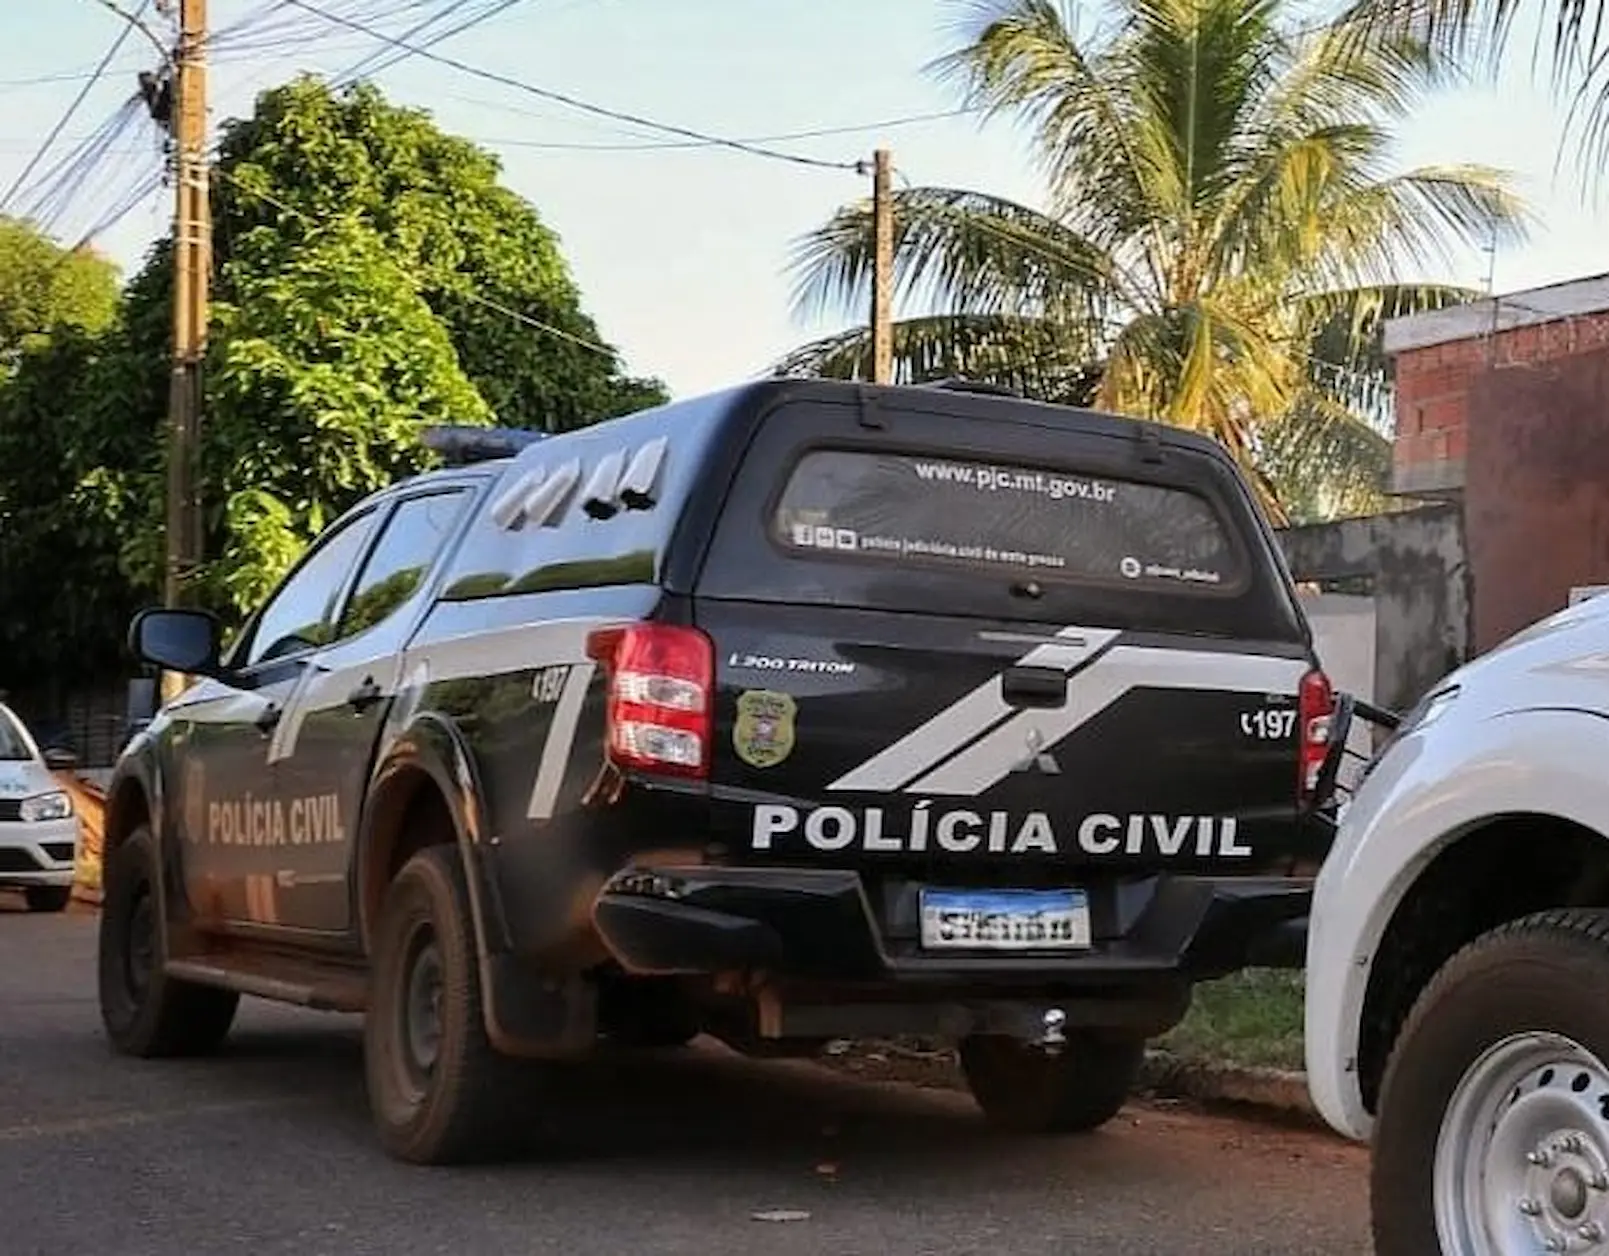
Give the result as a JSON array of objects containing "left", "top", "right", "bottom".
[
  {"left": 97, "top": 826, "right": 239, "bottom": 1057},
  {"left": 364, "top": 845, "right": 535, "bottom": 1164},
  {"left": 1372, "top": 909, "right": 1609, "bottom": 1256},
  {"left": 959, "top": 1031, "right": 1143, "bottom": 1134}
]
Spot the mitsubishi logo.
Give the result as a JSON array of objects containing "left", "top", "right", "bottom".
[{"left": 1012, "top": 725, "right": 1061, "bottom": 775}]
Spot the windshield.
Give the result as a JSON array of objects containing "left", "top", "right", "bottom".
[{"left": 0, "top": 707, "right": 37, "bottom": 761}]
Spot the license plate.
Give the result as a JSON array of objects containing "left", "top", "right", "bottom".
[{"left": 918, "top": 887, "right": 1091, "bottom": 951}]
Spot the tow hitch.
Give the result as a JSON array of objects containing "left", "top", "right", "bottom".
[{"left": 1039, "top": 1007, "right": 1068, "bottom": 1054}]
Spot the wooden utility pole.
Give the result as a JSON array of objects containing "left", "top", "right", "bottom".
[
  {"left": 870, "top": 148, "right": 893, "bottom": 385},
  {"left": 160, "top": 0, "right": 210, "bottom": 699}
]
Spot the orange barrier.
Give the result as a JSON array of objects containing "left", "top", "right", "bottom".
[{"left": 55, "top": 771, "right": 106, "bottom": 906}]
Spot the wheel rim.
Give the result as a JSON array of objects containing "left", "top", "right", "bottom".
[
  {"left": 399, "top": 922, "right": 444, "bottom": 1092},
  {"left": 125, "top": 886, "right": 155, "bottom": 1003},
  {"left": 1435, "top": 1031, "right": 1609, "bottom": 1254}
]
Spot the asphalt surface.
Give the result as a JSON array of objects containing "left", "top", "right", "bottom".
[{"left": 1, "top": 897, "right": 1373, "bottom": 1256}]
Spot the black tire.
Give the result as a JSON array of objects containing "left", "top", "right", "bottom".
[
  {"left": 960, "top": 1031, "right": 1143, "bottom": 1134},
  {"left": 97, "top": 826, "right": 239, "bottom": 1057},
  {"left": 1372, "top": 908, "right": 1609, "bottom": 1256},
  {"left": 24, "top": 885, "right": 71, "bottom": 913},
  {"left": 364, "top": 845, "right": 534, "bottom": 1164}
]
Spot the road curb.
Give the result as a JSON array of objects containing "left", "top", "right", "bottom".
[
  {"left": 813, "top": 1038, "right": 1320, "bottom": 1126},
  {"left": 1138, "top": 1049, "right": 1318, "bottom": 1122}
]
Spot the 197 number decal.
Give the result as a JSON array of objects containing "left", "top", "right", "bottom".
[{"left": 1241, "top": 709, "right": 1297, "bottom": 740}]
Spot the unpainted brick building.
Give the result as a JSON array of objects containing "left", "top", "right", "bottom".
[{"left": 1384, "top": 273, "right": 1609, "bottom": 654}]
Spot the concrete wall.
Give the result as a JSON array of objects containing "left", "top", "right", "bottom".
[
  {"left": 1298, "top": 591, "right": 1377, "bottom": 764},
  {"left": 1465, "top": 345, "right": 1609, "bottom": 652},
  {"left": 1278, "top": 503, "right": 1468, "bottom": 713}
]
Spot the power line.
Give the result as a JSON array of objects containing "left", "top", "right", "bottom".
[
  {"left": 89, "top": 0, "right": 172, "bottom": 62},
  {"left": 338, "top": 0, "right": 529, "bottom": 84},
  {"left": 280, "top": 0, "right": 863, "bottom": 171},
  {"left": 0, "top": 63, "right": 149, "bottom": 91},
  {"left": 12, "top": 1, "right": 521, "bottom": 250},
  {"left": 20, "top": 100, "right": 154, "bottom": 236},
  {"left": 0, "top": 0, "right": 155, "bottom": 213},
  {"left": 474, "top": 109, "right": 975, "bottom": 152},
  {"left": 336, "top": 0, "right": 483, "bottom": 81}
]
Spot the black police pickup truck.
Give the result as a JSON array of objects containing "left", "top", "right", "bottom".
[{"left": 101, "top": 378, "right": 1335, "bottom": 1163}]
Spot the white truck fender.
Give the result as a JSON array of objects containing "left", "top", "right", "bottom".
[{"left": 1304, "top": 706, "right": 1609, "bottom": 1142}]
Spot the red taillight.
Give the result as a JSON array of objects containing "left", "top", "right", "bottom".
[
  {"left": 586, "top": 623, "right": 713, "bottom": 778},
  {"left": 1298, "top": 668, "right": 1335, "bottom": 801}
]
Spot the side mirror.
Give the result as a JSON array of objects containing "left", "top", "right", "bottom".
[
  {"left": 42, "top": 746, "right": 78, "bottom": 771},
  {"left": 128, "top": 607, "right": 223, "bottom": 677}
]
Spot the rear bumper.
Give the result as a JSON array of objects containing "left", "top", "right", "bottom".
[{"left": 591, "top": 865, "right": 1311, "bottom": 990}]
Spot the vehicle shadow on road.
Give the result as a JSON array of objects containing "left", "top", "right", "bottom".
[{"left": 209, "top": 1017, "right": 1158, "bottom": 1185}]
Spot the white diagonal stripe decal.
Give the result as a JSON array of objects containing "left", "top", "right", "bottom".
[
  {"left": 527, "top": 661, "right": 596, "bottom": 820},
  {"left": 904, "top": 647, "right": 1307, "bottom": 796},
  {"left": 825, "top": 626, "right": 1121, "bottom": 793}
]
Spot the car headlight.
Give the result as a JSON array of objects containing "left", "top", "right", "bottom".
[{"left": 20, "top": 791, "right": 72, "bottom": 823}]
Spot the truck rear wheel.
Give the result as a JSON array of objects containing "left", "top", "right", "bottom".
[
  {"left": 960, "top": 1032, "right": 1143, "bottom": 1134},
  {"left": 364, "top": 845, "right": 534, "bottom": 1164},
  {"left": 97, "top": 827, "right": 239, "bottom": 1057},
  {"left": 1372, "top": 909, "right": 1609, "bottom": 1256}
]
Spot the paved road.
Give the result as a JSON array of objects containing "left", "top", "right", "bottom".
[{"left": 1, "top": 898, "right": 1372, "bottom": 1256}]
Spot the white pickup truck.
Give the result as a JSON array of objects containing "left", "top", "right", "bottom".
[{"left": 1306, "top": 591, "right": 1609, "bottom": 1255}]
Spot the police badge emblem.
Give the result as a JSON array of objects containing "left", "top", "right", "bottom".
[{"left": 733, "top": 690, "right": 796, "bottom": 769}]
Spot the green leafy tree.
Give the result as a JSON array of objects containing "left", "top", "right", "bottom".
[
  {"left": 777, "top": 0, "right": 1529, "bottom": 522},
  {"left": 212, "top": 77, "right": 666, "bottom": 436},
  {"left": 0, "top": 260, "right": 167, "bottom": 681},
  {"left": 0, "top": 216, "right": 120, "bottom": 370},
  {"left": 0, "top": 77, "right": 664, "bottom": 689}
]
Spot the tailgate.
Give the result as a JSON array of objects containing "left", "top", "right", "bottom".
[{"left": 691, "top": 392, "right": 1316, "bottom": 883}]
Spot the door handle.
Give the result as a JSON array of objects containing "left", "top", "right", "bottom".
[
  {"left": 1001, "top": 665, "right": 1067, "bottom": 709},
  {"left": 254, "top": 704, "right": 281, "bottom": 735},
  {"left": 346, "top": 677, "right": 383, "bottom": 713}
]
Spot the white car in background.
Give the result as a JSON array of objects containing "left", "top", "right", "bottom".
[
  {"left": 1305, "top": 591, "right": 1609, "bottom": 1254},
  {"left": 0, "top": 701, "right": 79, "bottom": 913}
]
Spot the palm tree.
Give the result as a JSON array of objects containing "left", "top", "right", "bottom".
[
  {"left": 774, "top": 0, "right": 1529, "bottom": 522},
  {"left": 1340, "top": 0, "right": 1609, "bottom": 181}
]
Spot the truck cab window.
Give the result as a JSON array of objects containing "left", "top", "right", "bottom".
[
  {"left": 242, "top": 510, "right": 379, "bottom": 667},
  {"left": 339, "top": 490, "right": 471, "bottom": 638}
]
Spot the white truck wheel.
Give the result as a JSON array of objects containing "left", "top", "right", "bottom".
[{"left": 1372, "top": 909, "right": 1609, "bottom": 1256}]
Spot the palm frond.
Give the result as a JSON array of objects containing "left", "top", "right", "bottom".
[
  {"left": 1334, "top": 0, "right": 1609, "bottom": 182},
  {"left": 785, "top": 186, "right": 1124, "bottom": 327},
  {"left": 928, "top": 0, "right": 1167, "bottom": 247},
  {"left": 1253, "top": 391, "right": 1394, "bottom": 522},
  {"left": 1303, "top": 162, "right": 1529, "bottom": 289},
  {"left": 771, "top": 312, "right": 1103, "bottom": 405}
]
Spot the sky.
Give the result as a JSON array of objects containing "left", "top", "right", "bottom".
[{"left": 2, "top": 0, "right": 1607, "bottom": 402}]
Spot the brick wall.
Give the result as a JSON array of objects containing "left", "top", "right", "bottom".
[{"left": 1392, "top": 305, "right": 1609, "bottom": 496}]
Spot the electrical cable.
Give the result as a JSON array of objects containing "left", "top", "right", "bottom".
[
  {"left": 279, "top": 0, "right": 863, "bottom": 170},
  {"left": 22, "top": 103, "right": 143, "bottom": 231},
  {"left": 474, "top": 108, "right": 976, "bottom": 151},
  {"left": 0, "top": 0, "right": 155, "bottom": 213},
  {"left": 337, "top": 0, "right": 522, "bottom": 84}
]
